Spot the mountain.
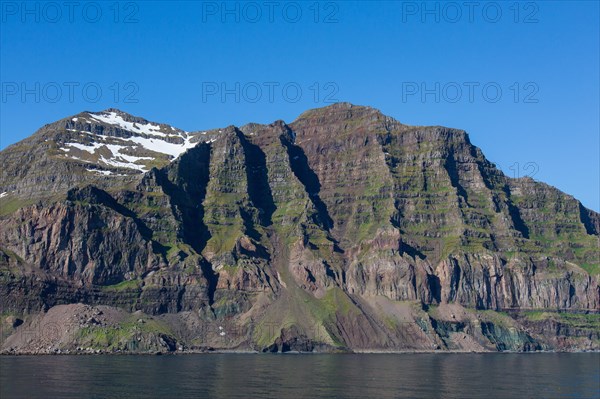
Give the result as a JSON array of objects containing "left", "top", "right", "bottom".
[{"left": 1, "top": 103, "right": 598, "bottom": 354}]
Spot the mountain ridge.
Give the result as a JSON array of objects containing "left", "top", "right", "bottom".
[{"left": 0, "top": 103, "right": 598, "bottom": 354}]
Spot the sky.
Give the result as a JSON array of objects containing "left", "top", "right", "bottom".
[{"left": 1, "top": 1, "right": 599, "bottom": 210}]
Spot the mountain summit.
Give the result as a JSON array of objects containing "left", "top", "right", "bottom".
[{"left": 1, "top": 104, "right": 598, "bottom": 354}]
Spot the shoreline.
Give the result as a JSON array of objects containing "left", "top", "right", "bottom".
[{"left": 2, "top": 349, "right": 599, "bottom": 356}]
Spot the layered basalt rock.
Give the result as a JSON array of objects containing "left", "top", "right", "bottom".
[{"left": 1, "top": 103, "right": 598, "bottom": 352}]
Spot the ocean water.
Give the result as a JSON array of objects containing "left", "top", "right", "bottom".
[{"left": 1, "top": 353, "right": 598, "bottom": 399}]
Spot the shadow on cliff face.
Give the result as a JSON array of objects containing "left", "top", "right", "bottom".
[
  {"left": 156, "top": 143, "right": 212, "bottom": 255},
  {"left": 154, "top": 143, "right": 218, "bottom": 304},
  {"left": 279, "top": 133, "right": 334, "bottom": 231},
  {"left": 66, "top": 185, "right": 154, "bottom": 242},
  {"left": 503, "top": 185, "right": 530, "bottom": 239},
  {"left": 579, "top": 202, "right": 599, "bottom": 235},
  {"left": 444, "top": 154, "right": 470, "bottom": 205},
  {"left": 236, "top": 130, "right": 276, "bottom": 228}
]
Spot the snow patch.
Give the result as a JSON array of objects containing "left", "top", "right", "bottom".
[
  {"left": 0, "top": 192, "right": 8, "bottom": 198},
  {"left": 63, "top": 142, "right": 104, "bottom": 153},
  {"left": 59, "top": 117, "right": 199, "bottom": 172},
  {"left": 63, "top": 141, "right": 154, "bottom": 172},
  {"left": 63, "top": 134, "right": 196, "bottom": 166},
  {"left": 86, "top": 169, "right": 114, "bottom": 176},
  {"left": 103, "top": 144, "right": 153, "bottom": 163},
  {"left": 64, "top": 155, "right": 93, "bottom": 164},
  {"left": 88, "top": 112, "right": 168, "bottom": 137},
  {"left": 119, "top": 135, "right": 196, "bottom": 158},
  {"left": 66, "top": 129, "right": 94, "bottom": 134},
  {"left": 100, "top": 156, "right": 146, "bottom": 172}
]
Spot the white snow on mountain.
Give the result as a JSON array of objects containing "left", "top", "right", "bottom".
[
  {"left": 57, "top": 112, "right": 220, "bottom": 174},
  {"left": 99, "top": 155, "right": 147, "bottom": 172},
  {"left": 86, "top": 169, "right": 115, "bottom": 176},
  {"left": 58, "top": 113, "right": 208, "bottom": 173},
  {"left": 88, "top": 112, "right": 172, "bottom": 137},
  {"left": 121, "top": 135, "right": 197, "bottom": 158},
  {"left": 63, "top": 142, "right": 105, "bottom": 153},
  {"left": 63, "top": 140, "right": 156, "bottom": 172}
]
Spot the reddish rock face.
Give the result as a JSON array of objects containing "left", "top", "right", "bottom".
[{"left": 0, "top": 103, "right": 598, "bottom": 353}]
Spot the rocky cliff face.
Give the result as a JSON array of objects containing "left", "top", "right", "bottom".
[{"left": 1, "top": 103, "right": 598, "bottom": 353}]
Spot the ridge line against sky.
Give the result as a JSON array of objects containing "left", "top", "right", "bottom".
[{"left": 1, "top": 1, "right": 598, "bottom": 210}]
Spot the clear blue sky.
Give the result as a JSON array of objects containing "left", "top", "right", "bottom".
[{"left": 1, "top": 1, "right": 598, "bottom": 210}]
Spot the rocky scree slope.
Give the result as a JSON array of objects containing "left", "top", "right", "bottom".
[{"left": 0, "top": 103, "right": 598, "bottom": 354}]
